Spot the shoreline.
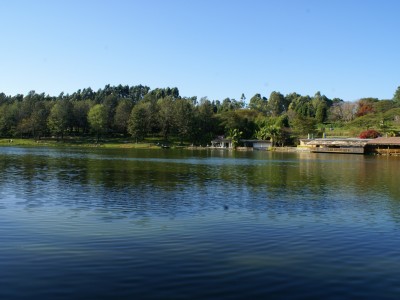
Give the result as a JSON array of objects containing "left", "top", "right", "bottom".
[
  {"left": 0, "top": 138, "right": 301, "bottom": 152},
  {"left": 2, "top": 138, "right": 399, "bottom": 156}
]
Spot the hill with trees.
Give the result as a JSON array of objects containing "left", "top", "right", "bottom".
[{"left": 1, "top": 84, "right": 400, "bottom": 146}]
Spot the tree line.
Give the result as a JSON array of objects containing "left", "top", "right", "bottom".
[{"left": 1, "top": 84, "right": 400, "bottom": 145}]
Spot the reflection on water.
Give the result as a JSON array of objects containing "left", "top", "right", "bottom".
[{"left": 0, "top": 147, "right": 400, "bottom": 299}]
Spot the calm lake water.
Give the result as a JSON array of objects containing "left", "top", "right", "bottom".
[{"left": 1, "top": 146, "right": 400, "bottom": 299}]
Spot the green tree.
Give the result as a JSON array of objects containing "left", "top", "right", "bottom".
[
  {"left": 0, "top": 104, "right": 9, "bottom": 136},
  {"left": 174, "top": 98, "right": 193, "bottom": 145},
  {"left": 114, "top": 99, "right": 134, "bottom": 135},
  {"left": 72, "top": 100, "right": 92, "bottom": 134},
  {"left": 128, "top": 101, "right": 151, "bottom": 142},
  {"left": 88, "top": 104, "right": 108, "bottom": 142},
  {"left": 290, "top": 95, "right": 314, "bottom": 118},
  {"left": 288, "top": 111, "right": 317, "bottom": 139},
  {"left": 191, "top": 99, "right": 216, "bottom": 145},
  {"left": 218, "top": 98, "right": 245, "bottom": 112},
  {"left": 47, "top": 100, "right": 73, "bottom": 140},
  {"left": 284, "top": 92, "right": 301, "bottom": 108},
  {"left": 267, "top": 91, "right": 287, "bottom": 117},
  {"left": 103, "top": 94, "right": 119, "bottom": 132},
  {"left": 81, "top": 87, "right": 95, "bottom": 101},
  {"left": 15, "top": 100, "right": 49, "bottom": 138},
  {"left": 315, "top": 101, "right": 328, "bottom": 124},
  {"left": 248, "top": 93, "right": 268, "bottom": 112},
  {"left": 129, "top": 85, "right": 150, "bottom": 104},
  {"left": 2, "top": 101, "right": 20, "bottom": 137},
  {"left": 228, "top": 128, "right": 242, "bottom": 149},
  {"left": 157, "top": 96, "right": 175, "bottom": 140},
  {"left": 311, "top": 92, "right": 331, "bottom": 124},
  {"left": 393, "top": 86, "right": 400, "bottom": 104},
  {"left": 218, "top": 111, "right": 241, "bottom": 135},
  {"left": 0, "top": 93, "right": 8, "bottom": 106},
  {"left": 141, "top": 93, "right": 160, "bottom": 135},
  {"left": 0, "top": 102, "right": 20, "bottom": 136},
  {"left": 374, "top": 100, "right": 396, "bottom": 113},
  {"left": 240, "top": 93, "right": 246, "bottom": 107},
  {"left": 256, "top": 124, "right": 287, "bottom": 146}
]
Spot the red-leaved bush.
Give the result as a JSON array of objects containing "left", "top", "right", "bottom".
[{"left": 359, "top": 129, "right": 380, "bottom": 139}]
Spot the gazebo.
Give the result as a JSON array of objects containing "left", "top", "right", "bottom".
[{"left": 211, "top": 137, "right": 232, "bottom": 149}]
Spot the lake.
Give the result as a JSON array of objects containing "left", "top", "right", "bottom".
[{"left": 0, "top": 147, "right": 400, "bottom": 299}]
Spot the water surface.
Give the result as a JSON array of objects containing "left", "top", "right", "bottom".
[{"left": 1, "top": 147, "right": 400, "bottom": 299}]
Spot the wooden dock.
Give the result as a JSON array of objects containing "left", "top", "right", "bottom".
[{"left": 365, "top": 137, "right": 400, "bottom": 155}]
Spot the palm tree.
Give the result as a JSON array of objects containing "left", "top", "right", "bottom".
[
  {"left": 256, "top": 125, "right": 281, "bottom": 146},
  {"left": 228, "top": 128, "right": 243, "bottom": 149}
]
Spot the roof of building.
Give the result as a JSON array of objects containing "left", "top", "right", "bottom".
[
  {"left": 305, "top": 138, "right": 372, "bottom": 147},
  {"left": 366, "top": 137, "right": 400, "bottom": 145}
]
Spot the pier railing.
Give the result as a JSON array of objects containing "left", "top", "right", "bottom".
[
  {"left": 374, "top": 148, "right": 400, "bottom": 155},
  {"left": 311, "top": 147, "right": 364, "bottom": 154}
]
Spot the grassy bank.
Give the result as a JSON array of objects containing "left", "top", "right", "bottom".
[{"left": 0, "top": 137, "right": 177, "bottom": 149}]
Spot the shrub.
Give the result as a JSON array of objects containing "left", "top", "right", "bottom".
[{"left": 359, "top": 129, "right": 380, "bottom": 139}]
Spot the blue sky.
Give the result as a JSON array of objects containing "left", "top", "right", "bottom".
[{"left": 0, "top": 0, "right": 399, "bottom": 102}]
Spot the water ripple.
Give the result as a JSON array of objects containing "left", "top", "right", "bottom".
[{"left": 1, "top": 148, "right": 400, "bottom": 299}]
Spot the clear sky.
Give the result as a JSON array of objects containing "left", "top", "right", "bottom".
[{"left": 0, "top": 0, "right": 399, "bottom": 102}]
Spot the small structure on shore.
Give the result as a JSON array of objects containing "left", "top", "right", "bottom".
[
  {"left": 211, "top": 137, "right": 233, "bottom": 149},
  {"left": 303, "top": 138, "right": 372, "bottom": 154},
  {"left": 365, "top": 137, "right": 400, "bottom": 155},
  {"left": 240, "top": 139, "right": 271, "bottom": 150},
  {"left": 210, "top": 137, "right": 271, "bottom": 150},
  {"left": 302, "top": 137, "right": 400, "bottom": 155},
  {"left": 211, "top": 136, "right": 400, "bottom": 155}
]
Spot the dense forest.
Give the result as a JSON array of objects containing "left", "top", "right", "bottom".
[{"left": 1, "top": 84, "right": 400, "bottom": 146}]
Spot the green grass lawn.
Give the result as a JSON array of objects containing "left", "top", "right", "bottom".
[{"left": 0, "top": 137, "right": 190, "bottom": 149}]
